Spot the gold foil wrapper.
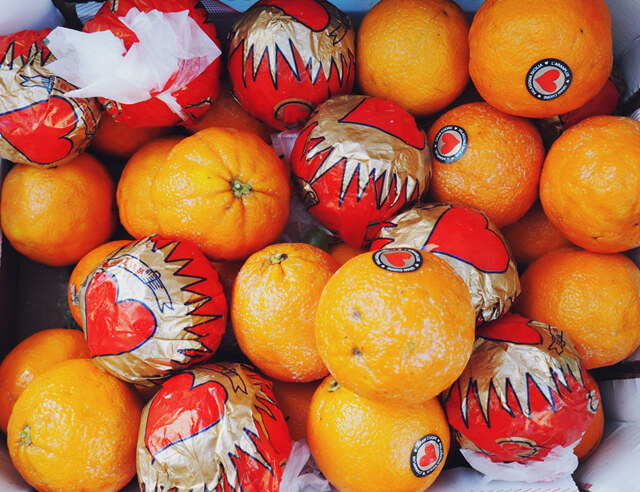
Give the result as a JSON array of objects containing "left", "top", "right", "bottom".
[
  {"left": 79, "top": 236, "right": 227, "bottom": 386},
  {"left": 371, "top": 203, "right": 519, "bottom": 323},
  {"left": 0, "top": 30, "right": 101, "bottom": 167},
  {"left": 137, "top": 362, "right": 291, "bottom": 492}
]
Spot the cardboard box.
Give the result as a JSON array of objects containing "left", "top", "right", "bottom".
[{"left": 1, "top": 1, "right": 640, "bottom": 491}]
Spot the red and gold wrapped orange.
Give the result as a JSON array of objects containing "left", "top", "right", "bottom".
[
  {"left": 443, "top": 313, "right": 601, "bottom": 482},
  {"left": 79, "top": 235, "right": 227, "bottom": 386},
  {"left": 0, "top": 29, "right": 101, "bottom": 167},
  {"left": 370, "top": 203, "right": 520, "bottom": 324},
  {"left": 228, "top": 0, "right": 355, "bottom": 130},
  {"left": 137, "top": 362, "right": 292, "bottom": 492},
  {"left": 82, "top": 0, "right": 222, "bottom": 127},
  {"left": 291, "top": 94, "right": 430, "bottom": 248}
]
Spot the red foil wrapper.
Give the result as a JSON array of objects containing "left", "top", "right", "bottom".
[
  {"left": 290, "top": 94, "right": 431, "bottom": 248},
  {"left": 370, "top": 203, "right": 520, "bottom": 324},
  {"left": 83, "top": 0, "right": 222, "bottom": 128},
  {"left": 79, "top": 235, "right": 227, "bottom": 386},
  {"left": 137, "top": 362, "right": 292, "bottom": 492},
  {"left": 443, "top": 313, "right": 600, "bottom": 478},
  {"left": 228, "top": 0, "right": 355, "bottom": 130},
  {"left": 0, "top": 29, "right": 101, "bottom": 167}
]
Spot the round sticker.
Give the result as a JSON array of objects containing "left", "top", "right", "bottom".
[
  {"left": 432, "top": 125, "right": 468, "bottom": 163},
  {"left": 410, "top": 434, "right": 444, "bottom": 477},
  {"left": 372, "top": 248, "right": 422, "bottom": 273},
  {"left": 526, "top": 58, "right": 572, "bottom": 100}
]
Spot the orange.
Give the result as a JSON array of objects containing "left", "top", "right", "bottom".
[
  {"left": 7, "top": 359, "right": 142, "bottom": 492},
  {"left": 307, "top": 376, "right": 450, "bottom": 492},
  {"left": 232, "top": 243, "right": 340, "bottom": 382},
  {"left": 0, "top": 153, "right": 117, "bottom": 266},
  {"left": 328, "top": 242, "right": 367, "bottom": 266},
  {"left": 0, "top": 329, "right": 89, "bottom": 434},
  {"left": 427, "top": 102, "right": 545, "bottom": 227},
  {"left": 539, "top": 116, "right": 640, "bottom": 253},
  {"left": 67, "top": 239, "right": 133, "bottom": 327},
  {"left": 315, "top": 249, "right": 475, "bottom": 404},
  {"left": 574, "top": 377, "right": 604, "bottom": 462},
  {"left": 90, "top": 115, "right": 170, "bottom": 159},
  {"left": 271, "top": 379, "right": 319, "bottom": 441},
  {"left": 502, "top": 201, "right": 572, "bottom": 267},
  {"left": 469, "top": 0, "right": 613, "bottom": 118},
  {"left": 187, "top": 80, "right": 272, "bottom": 143},
  {"left": 117, "top": 136, "right": 183, "bottom": 239},
  {"left": 514, "top": 247, "right": 640, "bottom": 369},
  {"left": 151, "top": 127, "right": 290, "bottom": 260},
  {"left": 356, "top": 0, "right": 469, "bottom": 116}
]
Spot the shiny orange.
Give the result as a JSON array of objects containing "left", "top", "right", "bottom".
[
  {"left": 90, "top": 115, "right": 170, "bottom": 158},
  {"left": 7, "top": 359, "right": 142, "bottom": 492},
  {"left": 469, "top": 0, "right": 613, "bottom": 118},
  {"left": 315, "top": 249, "right": 475, "bottom": 404},
  {"left": 187, "top": 81, "right": 272, "bottom": 143},
  {"left": 540, "top": 116, "right": 640, "bottom": 253},
  {"left": 328, "top": 242, "right": 367, "bottom": 266},
  {"left": 356, "top": 0, "right": 469, "bottom": 116},
  {"left": 0, "top": 329, "right": 89, "bottom": 434},
  {"left": 232, "top": 243, "right": 340, "bottom": 382},
  {"left": 117, "top": 136, "right": 183, "bottom": 239},
  {"left": 502, "top": 201, "right": 572, "bottom": 267},
  {"left": 271, "top": 379, "right": 320, "bottom": 441},
  {"left": 515, "top": 247, "right": 640, "bottom": 369},
  {"left": 151, "top": 127, "right": 290, "bottom": 260},
  {"left": 67, "top": 239, "right": 133, "bottom": 326},
  {"left": 427, "top": 102, "right": 545, "bottom": 228},
  {"left": 307, "top": 376, "right": 450, "bottom": 492},
  {"left": 0, "top": 153, "right": 117, "bottom": 266}
]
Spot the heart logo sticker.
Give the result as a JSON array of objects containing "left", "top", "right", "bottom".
[
  {"left": 373, "top": 248, "right": 422, "bottom": 273},
  {"left": 425, "top": 205, "right": 510, "bottom": 273},
  {"left": 145, "top": 372, "right": 228, "bottom": 458},
  {"left": 410, "top": 435, "right": 443, "bottom": 477},
  {"left": 432, "top": 125, "right": 468, "bottom": 163},
  {"left": 84, "top": 270, "right": 157, "bottom": 357},
  {"left": 526, "top": 58, "right": 572, "bottom": 100}
]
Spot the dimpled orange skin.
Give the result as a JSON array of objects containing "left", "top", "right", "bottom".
[
  {"left": 0, "top": 153, "right": 117, "bottom": 266},
  {"left": 7, "top": 359, "right": 142, "bottom": 492},
  {"left": 540, "top": 116, "right": 640, "bottom": 253},
  {"left": 356, "top": 0, "right": 469, "bottom": 117},
  {"left": 515, "top": 247, "right": 640, "bottom": 369},
  {"left": 232, "top": 243, "right": 340, "bottom": 382},
  {"left": 151, "top": 127, "right": 290, "bottom": 261},
  {"left": 501, "top": 201, "right": 572, "bottom": 267},
  {"left": 0, "top": 329, "right": 89, "bottom": 434},
  {"left": 315, "top": 250, "right": 475, "bottom": 405},
  {"left": 117, "top": 136, "right": 183, "bottom": 239},
  {"left": 427, "top": 102, "right": 545, "bottom": 227},
  {"left": 67, "top": 239, "right": 133, "bottom": 327},
  {"left": 469, "top": 0, "right": 612, "bottom": 118},
  {"left": 307, "top": 377, "right": 450, "bottom": 492}
]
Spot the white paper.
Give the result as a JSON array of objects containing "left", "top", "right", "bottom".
[
  {"left": 0, "top": 0, "right": 64, "bottom": 35},
  {"left": 280, "top": 440, "right": 335, "bottom": 492},
  {"left": 574, "top": 421, "right": 640, "bottom": 492},
  {"left": 428, "top": 466, "right": 579, "bottom": 492},
  {"left": 45, "top": 8, "right": 221, "bottom": 119}
]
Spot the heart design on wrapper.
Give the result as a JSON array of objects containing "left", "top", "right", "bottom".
[
  {"left": 0, "top": 96, "right": 77, "bottom": 165},
  {"left": 258, "top": 0, "right": 330, "bottom": 31},
  {"left": 535, "top": 69, "right": 560, "bottom": 93},
  {"left": 476, "top": 315, "right": 544, "bottom": 345},
  {"left": 426, "top": 205, "right": 510, "bottom": 273},
  {"left": 339, "top": 97, "right": 426, "bottom": 149},
  {"left": 84, "top": 271, "right": 156, "bottom": 357},
  {"left": 145, "top": 372, "right": 228, "bottom": 458}
]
